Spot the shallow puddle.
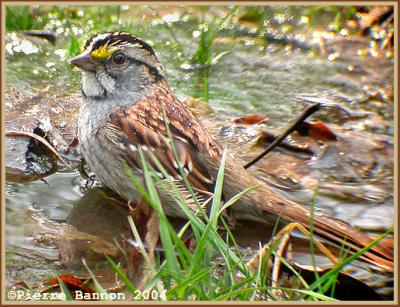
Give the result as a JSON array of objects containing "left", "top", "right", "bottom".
[{"left": 5, "top": 5, "right": 394, "bottom": 300}]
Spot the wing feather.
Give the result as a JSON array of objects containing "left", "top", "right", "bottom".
[{"left": 100, "top": 87, "right": 222, "bottom": 192}]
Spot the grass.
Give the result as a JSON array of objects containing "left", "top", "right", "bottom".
[
  {"left": 73, "top": 123, "right": 392, "bottom": 301},
  {"left": 6, "top": 5, "right": 386, "bottom": 101},
  {"left": 12, "top": 119, "right": 392, "bottom": 301},
  {"left": 151, "top": 6, "right": 238, "bottom": 102},
  {"left": 190, "top": 6, "right": 238, "bottom": 102},
  {"left": 110, "top": 151, "right": 279, "bottom": 300},
  {"left": 5, "top": 4, "right": 393, "bottom": 301},
  {"left": 6, "top": 5, "right": 47, "bottom": 31}
]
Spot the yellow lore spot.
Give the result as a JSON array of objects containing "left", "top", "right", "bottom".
[{"left": 90, "top": 44, "right": 118, "bottom": 60}]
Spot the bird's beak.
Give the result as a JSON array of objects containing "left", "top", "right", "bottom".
[{"left": 69, "top": 52, "right": 97, "bottom": 71}]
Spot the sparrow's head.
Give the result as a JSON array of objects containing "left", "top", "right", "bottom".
[{"left": 70, "top": 32, "right": 164, "bottom": 99}]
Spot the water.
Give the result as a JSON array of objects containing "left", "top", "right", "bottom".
[{"left": 4, "top": 5, "right": 394, "bottom": 299}]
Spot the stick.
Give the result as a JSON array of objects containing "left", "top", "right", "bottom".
[
  {"left": 6, "top": 130, "right": 68, "bottom": 166},
  {"left": 244, "top": 103, "right": 320, "bottom": 169}
]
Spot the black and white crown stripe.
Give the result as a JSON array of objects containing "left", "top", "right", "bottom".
[{"left": 84, "top": 32, "right": 156, "bottom": 56}]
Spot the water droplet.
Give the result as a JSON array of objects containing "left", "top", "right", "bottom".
[{"left": 192, "top": 30, "right": 200, "bottom": 38}]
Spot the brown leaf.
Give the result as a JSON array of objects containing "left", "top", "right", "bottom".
[
  {"left": 67, "top": 136, "right": 79, "bottom": 149},
  {"left": 13, "top": 281, "right": 30, "bottom": 289},
  {"left": 41, "top": 274, "right": 95, "bottom": 299},
  {"left": 232, "top": 114, "right": 268, "bottom": 125},
  {"left": 296, "top": 122, "right": 337, "bottom": 141}
]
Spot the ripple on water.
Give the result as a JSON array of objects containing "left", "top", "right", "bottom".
[{"left": 6, "top": 171, "right": 83, "bottom": 285}]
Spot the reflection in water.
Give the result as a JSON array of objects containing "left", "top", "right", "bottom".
[{"left": 5, "top": 172, "right": 394, "bottom": 298}]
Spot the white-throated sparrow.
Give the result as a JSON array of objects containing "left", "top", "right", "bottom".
[{"left": 70, "top": 32, "right": 393, "bottom": 271}]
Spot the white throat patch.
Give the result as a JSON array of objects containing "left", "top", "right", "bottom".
[
  {"left": 81, "top": 72, "right": 105, "bottom": 98},
  {"left": 81, "top": 71, "right": 116, "bottom": 98},
  {"left": 96, "top": 71, "right": 116, "bottom": 94}
]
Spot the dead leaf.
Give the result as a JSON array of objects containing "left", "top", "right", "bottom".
[
  {"left": 44, "top": 274, "right": 95, "bottom": 294},
  {"left": 232, "top": 114, "right": 268, "bottom": 125},
  {"left": 296, "top": 121, "right": 337, "bottom": 141}
]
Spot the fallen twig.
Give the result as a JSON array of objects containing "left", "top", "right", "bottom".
[
  {"left": 244, "top": 103, "right": 320, "bottom": 169},
  {"left": 5, "top": 130, "right": 68, "bottom": 166}
]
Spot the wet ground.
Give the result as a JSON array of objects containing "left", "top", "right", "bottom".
[{"left": 4, "top": 6, "right": 394, "bottom": 300}]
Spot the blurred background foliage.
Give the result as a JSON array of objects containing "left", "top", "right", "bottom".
[
  {"left": 5, "top": 5, "right": 394, "bottom": 53},
  {"left": 5, "top": 5, "right": 394, "bottom": 105}
]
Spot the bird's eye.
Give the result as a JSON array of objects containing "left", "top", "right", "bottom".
[{"left": 112, "top": 53, "right": 126, "bottom": 65}]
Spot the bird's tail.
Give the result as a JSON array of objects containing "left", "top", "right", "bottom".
[
  {"left": 222, "top": 160, "right": 394, "bottom": 272},
  {"left": 269, "top": 192, "right": 394, "bottom": 271}
]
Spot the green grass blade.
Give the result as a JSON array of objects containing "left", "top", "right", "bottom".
[
  {"left": 105, "top": 256, "right": 137, "bottom": 296},
  {"left": 81, "top": 259, "right": 108, "bottom": 297},
  {"left": 218, "top": 185, "right": 259, "bottom": 214},
  {"left": 138, "top": 148, "right": 181, "bottom": 274},
  {"left": 57, "top": 277, "right": 74, "bottom": 301},
  {"left": 307, "top": 227, "right": 393, "bottom": 293}
]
